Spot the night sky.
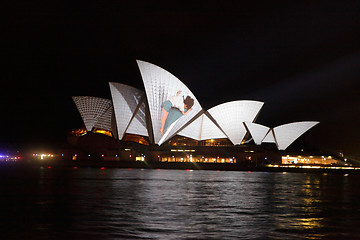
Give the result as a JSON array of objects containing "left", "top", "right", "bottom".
[{"left": 2, "top": 1, "right": 360, "bottom": 157}]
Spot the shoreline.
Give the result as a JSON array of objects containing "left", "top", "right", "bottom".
[{"left": 2, "top": 160, "right": 359, "bottom": 174}]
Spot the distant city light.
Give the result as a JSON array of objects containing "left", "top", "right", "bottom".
[{"left": 31, "top": 153, "right": 56, "bottom": 160}]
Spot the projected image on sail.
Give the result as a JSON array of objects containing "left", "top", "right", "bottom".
[
  {"left": 136, "top": 60, "right": 202, "bottom": 145},
  {"left": 160, "top": 90, "right": 194, "bottom": 135}
]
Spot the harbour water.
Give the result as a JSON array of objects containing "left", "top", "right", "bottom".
[{"left": 1, "top": 167, "right": 360, "bottom": 239}]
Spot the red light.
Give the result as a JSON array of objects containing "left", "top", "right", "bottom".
[
  {"left": 217, "top": 170, "right": 220, "bottom": 172},
  {"left": 157, "top": 155, "right": 160, "bottom": 158},
  {"left": 128, "top": 168, "right": 133, "bottom": 170},
  {"left": 186, "top": 169, "right": 190, "bottom": 171},
  {"left": 101, "top": 154, "right": 104, "bottom": 157},
  {"left": 248, "top": 171, "right": 251, "bottom": 173},
  {"left": 73, "top": 167, "right": 78, "bottom": 169},
  {"left": 129, "top": 155, "right": 132, "bottom": 158},
  {"left": 100, "top": 167, "right": 105, "bottom": 170},
  {"left": 156, "top": 168, "right": 161, "bottom": 170},
  {"left": 47, "top": 166, "right": 51, "bottom": 169}
]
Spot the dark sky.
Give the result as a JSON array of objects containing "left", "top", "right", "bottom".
[{"left": 2, "top": 1, "right": 360, "bottom": 157}]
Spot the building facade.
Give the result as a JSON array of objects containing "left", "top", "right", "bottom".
[{"left": 71, "top": 60, "right": 320, "bottom": 165}]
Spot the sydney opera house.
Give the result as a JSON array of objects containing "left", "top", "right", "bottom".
[{"left": 70, "top": 60, "right": 320, "bottom": 166}]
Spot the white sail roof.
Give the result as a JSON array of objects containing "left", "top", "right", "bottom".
[
  {"left": 207, "top": 100, "right": 264, "bottom": 145},
  {"left": 93, "top": 106, "right": 114, "bottom": 132},
  {"left": 177, "top": 113, "right": 227, "bottom": 140},
  {"left": 273, "top": 121, "right": 319, "bottom": 150},
  {"left": 136, "top": 60, "right": 202, "bottom": 145},
  {"left": 262, "top": 129, "right": 276, "bottom": 143},
  {"left": 72, "top": 96, "right": 113, "bottom": 131},
  {"left": 109, "top": 82, "right": 148, "bottom": 139},
  {"left": 244, "top": 122, "right": 270, "bottom": 145},
  {"left": 126, "top": 101, "right": 148, "bottom": 137}
]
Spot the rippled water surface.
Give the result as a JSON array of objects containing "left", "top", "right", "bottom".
[{"left": 1, "top": 167, "right": 360, "bottom": 239}]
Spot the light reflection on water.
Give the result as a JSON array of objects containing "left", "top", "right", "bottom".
[{"left": 1, "top": 168, "right": 360, "bottom": 239}]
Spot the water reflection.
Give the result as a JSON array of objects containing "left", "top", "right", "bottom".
[{"left": 1, "top": 168, "right": 360, "bottom": 239}]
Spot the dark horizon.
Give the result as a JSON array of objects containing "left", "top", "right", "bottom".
[{"left": 2, "top": 1, "right": 360, "bottom": 157}]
